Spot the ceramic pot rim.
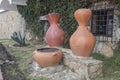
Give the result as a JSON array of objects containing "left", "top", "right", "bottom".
[
  {"left": 35, "top": 47, "right": 61, "bottom": 53},
  {"left": 77, "top": 8, "right": 91, "bottom": 10},
  {"left": 45, "top": 13, "right": 60, "bottom": 17}
]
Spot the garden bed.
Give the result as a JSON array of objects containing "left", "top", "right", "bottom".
[{"left": 0, "top": 43, "right": 26, "bottom": 80}]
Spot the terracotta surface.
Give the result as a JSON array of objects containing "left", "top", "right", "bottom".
[
  {"left": 45, "top": 13, "right": 65, "bottom": 47},
  {"left": 33, "top": 48, "right": 62, "bottom": 67},
  {"left": 69, "top": 9, "right": 96, "bottom": 57}
]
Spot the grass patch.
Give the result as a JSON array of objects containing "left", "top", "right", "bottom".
[
  {"left": 92, "top": 42, "right": 120, "bottom": 80},
  {"left": 0, "top": 39, "right": 48, "bottom": 79},
  {"left": 29, "top": 77, "right": 49, "bottom": 80}
]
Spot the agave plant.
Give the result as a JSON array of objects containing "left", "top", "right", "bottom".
[{"left": 11, "top": 31, "right": 26, "bottom": 46}]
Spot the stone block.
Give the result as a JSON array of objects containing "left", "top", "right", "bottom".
[
  {"left": 59, "top": 47, "right": 103, "bottom": 80},
  {"left": 94, "top": 42, "right": 114, "bottom": 57}
]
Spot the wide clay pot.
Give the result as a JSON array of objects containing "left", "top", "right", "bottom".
[
  {"left": 69, "top": 9, "right": 96, "bottom": 57},
  {"left": 45, "top": 13, "right": 65, "bottom": 47},
  {"left": 33, "top": 48, "right": 62, "bottom": 67}
]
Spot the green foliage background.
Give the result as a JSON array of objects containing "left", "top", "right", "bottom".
[
  {"left": 17, "top": 0, "right": 88, "bottom": 47},
  {"left": 17, "top": 0, "right": 119, "bottom": 47}
]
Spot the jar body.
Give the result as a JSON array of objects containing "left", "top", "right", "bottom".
[
  {"left": 70, "top": 26, "right": 95, "bottom": 57},
  {"left": 45, "top": 13, "right": 65, "bottom": 47}
]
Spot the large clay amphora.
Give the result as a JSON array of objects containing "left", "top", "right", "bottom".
[
  {"left": 70, "top": 9, "right": 96, "bottom": 57},
  {"left": 45, "top": 13, "right": 65, "bottom": 47}
]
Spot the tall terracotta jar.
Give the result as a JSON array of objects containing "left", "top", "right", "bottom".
[
  {"left": 45, "top": 13, "right": 65, "bottom": 47},
  {"left": 33, "top": 48, "right": 62, "bottom": 67},
  {"left": 69, "top": 9, "right": 96, "bottom": 57}
]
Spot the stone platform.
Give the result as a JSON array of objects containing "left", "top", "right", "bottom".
[{"left": 29, "top": 47, "right": 103, "bottom": 80}]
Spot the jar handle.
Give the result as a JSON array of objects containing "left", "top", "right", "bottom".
[
  {"left": 52, "top": 53, "right": 58, "bottom": 56},
  {"left": 32, "top": 51, "right": 36, "bottom": 56}
]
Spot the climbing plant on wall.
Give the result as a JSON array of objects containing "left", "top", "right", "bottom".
[
  {"left": 17, "top": 0, "right": 120, "bottom": 47},
  {"left": 17, "top": 0, "right": 44, "bottom": 40},
  {"left": 17, "top": 0, "right": 92, "bottom": 47}
]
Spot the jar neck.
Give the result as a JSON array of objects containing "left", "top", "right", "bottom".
[
  {"left": 77, "top": 22, "right": 88, "bottom": 27},
  {"left": 74, "top": 9, "right": 91, "bottom": 28},
  {"left": 77, "top": 26, "right": 88, "bottom": 30},
  {"left": 47, "top": 17, "right": 59, "bottom": 24},
  {"left": 46, "top": 13, "right": 60, "bottom": 25},
  {"left": 50, "top": 23, "right": 60, "bottom": 27}
]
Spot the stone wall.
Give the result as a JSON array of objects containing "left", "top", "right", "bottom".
[
  {"left": 113, "top": 10, "right": 120, "bottom": 41},
  {"left": 0, "top": 11, "right": 26, "bottom": 39},
  {"left": 91, "top": 1, "right": 120, "bottom": 57},
  {"left": 90, "top": 1, "right": 120, "bottom": 41}
]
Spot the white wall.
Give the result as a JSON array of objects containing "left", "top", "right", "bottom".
[{"left": 0, "top": 11, "right": 26, "bottom": 39}]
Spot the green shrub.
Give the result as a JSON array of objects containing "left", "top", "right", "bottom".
[
  {"left": 11, "top": 32, "right": 26, "bottom": 46},
  {"left": 92, "top": 41, "right": 120, "bottom": 75}
]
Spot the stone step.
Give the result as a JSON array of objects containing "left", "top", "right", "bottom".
[{"left": 59, "top": 48, "right": 103, "bottom": 80}]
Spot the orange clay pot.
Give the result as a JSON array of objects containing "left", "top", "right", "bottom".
[
  {"left": 45, "top": 13, "right": 65, "bottom": 47},
  {"left": 33, "top": 48, "right": 62, "bottom": 67},
  {"left": 69, "top": 9, "right": 96, "bottom": 57}
]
